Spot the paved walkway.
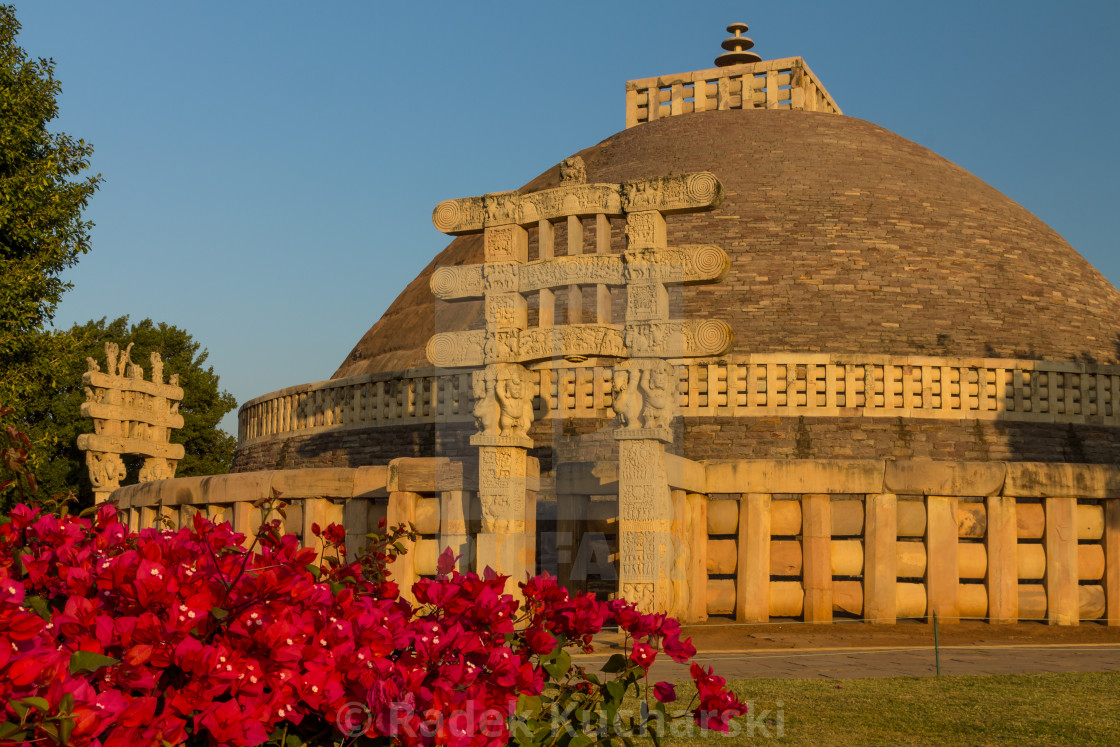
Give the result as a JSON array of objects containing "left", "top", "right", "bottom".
[{"left": 575, "top": 643, "right": 1120, "bottom": 681}]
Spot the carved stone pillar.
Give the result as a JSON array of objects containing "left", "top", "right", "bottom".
[
  {"left": 472, "top": 442, "right": 535, "bottom": 598},
  {"left": 86, "top": 451, "right": 126, "bottom": 504},
  {"left": 616, "top": 430, "right": 675, "bottom": 614}
]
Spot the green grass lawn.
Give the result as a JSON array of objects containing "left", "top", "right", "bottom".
[{"left": 652, "top": 672, "right": 1120, "bottom": 745}]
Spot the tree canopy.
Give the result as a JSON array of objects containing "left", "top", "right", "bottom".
[
  {"left": 12, "top": 317, "right": 238, "bottom": 505},
  {"left": 0, "top": 5, "right": 102, "bottom": 406},
  {"left": 0, "top": 8, "right": 238, "bottom": 510}
]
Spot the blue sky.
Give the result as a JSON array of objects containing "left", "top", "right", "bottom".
[{"left": 13, "top": 1, "right": 1120, "bottom": 435}]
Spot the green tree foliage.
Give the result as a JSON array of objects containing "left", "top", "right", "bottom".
[
  {"left": 0, "top": 5, "right": 102, "bottom": 410},
  {"left": 16, "top": 317, "right": 237, "bottom": 505}
]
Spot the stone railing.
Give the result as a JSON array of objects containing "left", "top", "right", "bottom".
[
  {"left": 625, "top": 56, "right": 841, "bottom": 128},
  {"left": 558, "top": 458, "right": 1120, "bottom": 625},
  {"left": 238, "top": 354, "right": 1120, "bottom": 445},
  {"left": 239, "top": 367, "right": 476, "bottom": 443}
]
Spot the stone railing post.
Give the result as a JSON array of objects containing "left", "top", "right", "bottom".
[
  {"left": 985, "top": 494, "right": 1019, "bottom": 623},
  {"left": 863, "top": 493, "right": 897, "bottom": 624},
  {"left": 736, "top": 492, "right": 770, "bottom": 623}
]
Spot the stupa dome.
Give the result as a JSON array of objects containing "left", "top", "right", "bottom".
[{"left": 336, "top": 108, "right": 1120, "bottom": 379}]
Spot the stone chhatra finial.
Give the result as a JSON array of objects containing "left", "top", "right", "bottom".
[{"left": 715, "top": 22, "right": 761, "bottom": 67}]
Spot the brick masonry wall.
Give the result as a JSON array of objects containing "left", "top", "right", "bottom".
[
  {"left": 335, "top": 109, "right": 1120, "bottom": 378},
  {"left": 233, "top": 416, "right": 1120, "bottom": 473}
]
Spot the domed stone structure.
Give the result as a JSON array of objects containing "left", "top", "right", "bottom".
[
  {"left": 236, "top": 99, "right": 1120, "bottom": 473},
  {"left": 200, "top": 37, "right": 1120, "bottom": 626},
  {"left": 336, "top": 109, "right": 1120, "bottom": 377}
]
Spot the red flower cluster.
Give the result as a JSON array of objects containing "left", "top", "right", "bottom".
[{"left": 0, "top": 502, "right": 745, "bottom": 745}]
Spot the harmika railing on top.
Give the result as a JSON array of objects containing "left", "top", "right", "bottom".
[
  {"left": 238, "top": 354, "right": 1120, "bottom": 444},
  {"left": 625, "top": 56, "right": 841, "bottom": 129}
]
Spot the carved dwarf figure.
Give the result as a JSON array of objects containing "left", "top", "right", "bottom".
[
  {"left": 495, "top": 367, "right": 534, "bottom": 440},
  {"left": 639, "top": 362, "right": 673, "bottom": 430},
  {"left": 472, "top": 370, "right": 501, "bottom": 437},
  {"left": 611, "top": 367, "right": 643, "bottom": 429}
]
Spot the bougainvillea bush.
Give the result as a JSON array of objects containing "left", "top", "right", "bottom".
[{"left": 0, "top": 498, "right": 746, "bottom": 746}]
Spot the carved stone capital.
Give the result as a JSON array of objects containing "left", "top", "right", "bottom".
[
  {"left": 470, "top": 363, "right": 535, "bottom": 443},
  {"left": 470, "top": 433, "right": 534, "bottom": 449},
  {"left": 611, "top": 359, "right": 676, "bottom": 438},
  {"left": 85, "top": 451, "right": 126, "bottom": 490},
  {"left": 614, "top": 427, "right": 673, "bottom": 443},
  {"left": 138, "top": 457, "right": 178, "bottom": 483}
]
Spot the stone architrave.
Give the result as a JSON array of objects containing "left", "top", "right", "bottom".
[
  {"left": 427, "top": 161, "right": 731, "bottom": 613},
  {"left": 77, "top": 343, "right": 185, "bottom": 502}
]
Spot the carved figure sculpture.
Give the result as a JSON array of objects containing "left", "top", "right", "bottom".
[
  {"left": 472, "top": 370, "right": 501, "bottom": 437},
  {"left": 150, "top": 352, "right": 164, "bottom": 385},
  {"left": 639, "top": 363, "right": 673, "bottom": 430},
  {"left": 86, "top": 451, "right": 126, "bottom": 490},
  {"left": 105, "top": 342, "right": 119, "bottom": 378},
  {"left": 496, "top": 369, "right": 534, "bottom": 439},
  {"left": 560, "top": 156, "right": 587, "bottom": 184},
  {"left": 611, "top": 368, "right": 643, "bottom": 429},
  {"left": 116, "top": 342, "right": 134, "bottom": 377},
  {"left": 86, "top": 357, "right": 100, "bottom": 373},
  {"left": 138, "top": 457, "right": 176, "bottom": 482}
]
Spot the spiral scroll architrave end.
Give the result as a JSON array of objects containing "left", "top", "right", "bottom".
[
  {"left": 694, "top": 319, "right": 735, "bottom": 356},
  {"left": 686, "top": 172, "right": 724, "bottom": 210},
  {"left": 432, "top": 200, "right": 461, "bottom": 233},
  {"left": 688, "top": 245, "right": 730, "bottom": 283},
  {"left": 430, "top": 267, "right": 459, "bottom": 298}
]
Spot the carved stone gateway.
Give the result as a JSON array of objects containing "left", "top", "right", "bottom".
[
  {"left": 77, "top": 343, "right": 185, "bottom": 503},
  {"left": 427, "top": 159, "right": 732, "bottom": 609}
]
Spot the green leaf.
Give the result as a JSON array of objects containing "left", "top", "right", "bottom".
[
  {"left": 601, "top": 653, "right": 627, "bottom": 673},
  {"left": 605, "top": 680, "right": 625, "bottom": 704},
  {"left": 210, "top": 607, "right": 229, "bottom": 620},
  {"left": 8, "top": 701, "right": 27, "bottom": 720},
  {"left": 516, "top": 694, "right": 543, "bottom": 719},
  {"left": 59, "top": 692, "right": 74, "bottom": 715},
  {"left": 543, "top": 649, "right": 572, "bottom": 680},
  {"left": 0, "top": 723, "right": 26, "bottom": 741},
  {"left": 68, "top": 650, "right": 119, "bottom": 674},
  {"left": 23, "top": 596, "right": 50, "bottom": 621},
  {"left": 59, "top": 715, "right": 75, "bottom": 745},
  {"left": 305, "top": 563, "right": 322, "bottom": 579},
  {"left": 16, "top": 697, "right": 49, "bottom": 713},
  {"left": 569, "top": 736, "right": 593, "bottom": 747}
]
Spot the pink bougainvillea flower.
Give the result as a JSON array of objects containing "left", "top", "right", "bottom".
[
  {"left": 630, "top": 641, "right": 657, "bottom": 671},
  {"left": 0, "top": 500, "right": 746, "bottom": 745}
]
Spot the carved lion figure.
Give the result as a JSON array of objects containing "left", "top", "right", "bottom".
[{"left": 560, "top": 156, "right": 587, "bottom": 184}]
